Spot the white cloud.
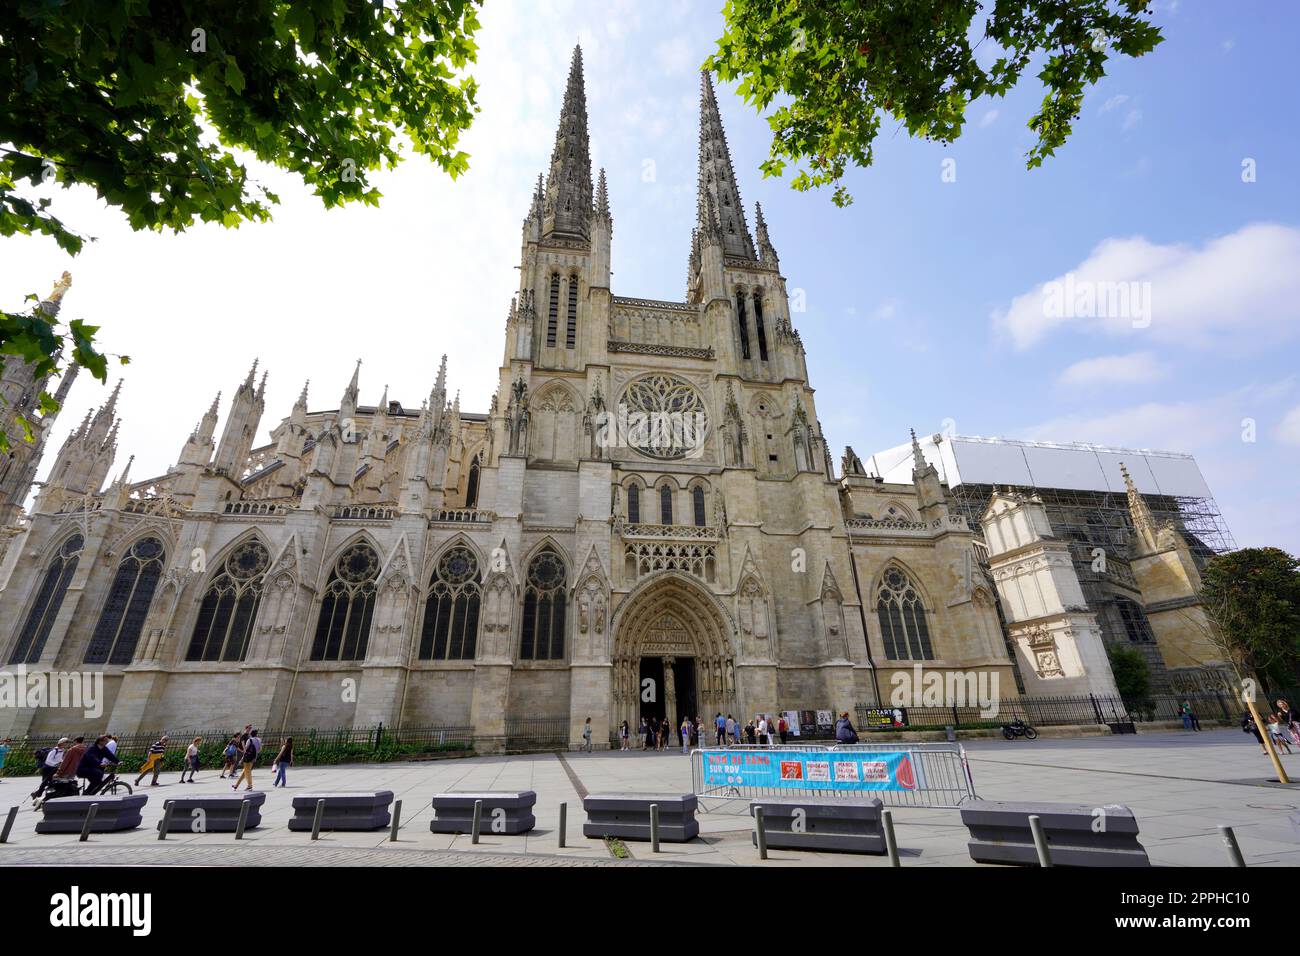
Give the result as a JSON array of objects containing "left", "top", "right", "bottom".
[
  {"left": 655, "top": 35, "right": 695, "bottom": 75},
  {"left": 1100, "top": 94, "right": 1130, "bottom": 114},
  {"left": 1278, "top": 405, "right": 1300, "bottom": 446},
  {"left": 1122, "top": 108, "right": 1142, "bottom": 131},
  {"left": 1058, "top": 351, "right": 1167, "bottom": 388},
  {"left": 979, "top": 109, "right": 999, "bottom": 128},
  {"left": 992, "top": 222, "right": 1300, "bottom": 351}
]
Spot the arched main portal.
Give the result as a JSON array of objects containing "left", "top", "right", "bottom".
[{"left": 610, "top": 572, "right": 737, "bottom": 738}]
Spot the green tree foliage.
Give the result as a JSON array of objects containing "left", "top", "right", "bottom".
[
  {"left": 1200, "top": 548, "right": 1300, "bottom": 690},
  {"left": 0, "top": 0, "right": 482, "bottom": 449},
  {"left": 1107, "top": 643, "right": 1151, "bottom": 707},
  {"left": 705, "top": 0, "right": 1164, "bottom": 206}
]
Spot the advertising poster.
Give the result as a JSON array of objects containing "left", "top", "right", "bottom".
[
  {"left": 860, "top": 707, "right": 909, "bottom": 730},
  {"left": 781, "top": 710, "right": 801, "bottom": 736},
  {"left": 700, "top": 749, "right": 919, "bottom": 792}
]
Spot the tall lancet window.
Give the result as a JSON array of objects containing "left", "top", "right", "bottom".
[
  {"left": 9, "top": 533, "right": 83, "bottom": 664},
  {"left": 753, "top": 292, "right": 769, "bottom": 361},
  {"left": 464, "top": 455, "right": 480, "bottom": 509},
  {"left": 85, "top": 537, "right": 165, "bottom": 664},
  {"left": 875, "top": 567, "right": 934, "bottom": 661},
  {"left": 546, "top": 273, "right": 560, "bottom": 347},
  {"left": 311, "top": 542, "right": 380, "bottom": 661},
  {"left": 419, "top": 546, "right": 481, "bottom": 660},
  {"left": 627, "top": 484, "right": 640, "bottom": 524},
  {"left": 565, "top": 275, "right": 578, "bottom": 349},
  {"left": 692, "top": 486, "right": 707, "bottom": 527},
  {"left": 735, "top": 292, "right": 751, "bottom": 360},
  {"left": 187, "top": 539, "right": 269, "bottom": 662},
  {"left": 660, "top": 484, "right": 674, "bottom": 525},
  {"left": 520, "top": 548, "right": 566, "bottom": 660}
]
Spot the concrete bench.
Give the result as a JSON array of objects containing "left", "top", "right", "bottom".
[
  {"left": 429, "top": 790, "right": 536, "bottom": 835},
  {"left": 749, "top": 797, "right": 886, "bottom": 854},
  {"left": 287, "top": 791, "right": 394, "bottom": 832},
  {"left": 157, "top": 792, "right": 266, "bottom": 833},
  {"left": 36, "top": 793, "right": 148, "bottom": 834},
  {"left": 582, "top": 792, "right": 698, "bottom": 842},
  {"left": 961, "top": 799, "right": 1150, "bottom": 866}
]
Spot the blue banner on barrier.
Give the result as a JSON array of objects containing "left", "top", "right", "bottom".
[{"left": 700, "top": 750, "right": 918, "bottom": 792}]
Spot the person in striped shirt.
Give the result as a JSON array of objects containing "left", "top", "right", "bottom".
[{"left": 134, "top": 735, "right": 169, "bottom": 787}]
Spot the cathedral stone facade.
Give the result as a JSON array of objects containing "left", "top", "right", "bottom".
[{"left": 0, "top": 50, "right": 1226, "bottom": 747}]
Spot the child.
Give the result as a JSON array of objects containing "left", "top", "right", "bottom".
[
  {"left": 1267, "top": 713, "right": 1294, "bottom": 754},
  {"left": 220, "top": 734, "right": 239, "bottom": 778},
  {"left": 181, "top": 737, "right": 201, "bottom": 783}
]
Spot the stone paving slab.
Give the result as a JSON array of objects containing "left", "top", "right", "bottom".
[{"left": 0, "top": 728, "right": 1295, "bottom": 867}]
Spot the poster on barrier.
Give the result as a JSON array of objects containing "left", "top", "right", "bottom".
[{"left": 700, "top": 749, "right": 919, "bottom": 791}]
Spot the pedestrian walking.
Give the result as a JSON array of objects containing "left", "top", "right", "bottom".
[
  {"left": 681, "top": 717, "right": 692, "bottom": 754},
  {"left": 272, "top": 737, "right": 294, "bottom": 787},
  {"left": 725, "top": 714, "right": 736, "bottom": 746},
  {"left": 620, "top": 720, "right": 630, "bottom": 751},
  {"left": 134, "top": 735, "right": 169, "bottom": 787},
  {"left": 232, "top": 728, "right": 260, "bottom": 790},
  {"left": 1242, "top": 712, "right": 1265, "bottom": 754},
  {"left": 582, "top": 717, "right": 593, "bottom": 752},
  {"left": 778, "top": 714, "right": 789, "bottom": 745},
  {"left": 180, "top": 737, "right": 202, "bottom": 783},
  {"left": 31, "top": 737, "right": 69, "bottom": 799},
  {"left": 220, "top": 734, "right": 241, "bottom": 778},
  {"left": 1267, "top": 714, "right": 1294, "bottom": 754},
  {"left": 1276, "top": 699, "right": 1300, "bottom": 743},
  {"left": 640, "top": 717, "right": 651, "bottom": 750}
]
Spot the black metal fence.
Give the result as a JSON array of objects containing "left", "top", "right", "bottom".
[{"left": 855, "top": 691, "right": 1247, "bottom": 733}]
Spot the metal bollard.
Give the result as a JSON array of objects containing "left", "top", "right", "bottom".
[
  {"left": 1218, "top": 825, "right": 1247, "bottom": 867},
  {"left": 235, "top": 799, "right": 251, "bottom": 840},
  {"left": 471, "top": 799, "right": 482, "bottom": 845},
  {"left": 1, "top": 805, "right": 19, "bottom": 844},
  {"left": 558, "top": 802, "right": 566, "bottom": 848},
  {"left": 1027, "top": 814, "right": 1053, "bottom": 867},
  {"left": 158, "top": 800, "right": 175, "bottom": 841},
  {"left": 80, "top": 803, "right": 99, "bottom": 842},
  {"left": 389, "top": 799, "right": 402, "bottom": 843},
  {"left": 310, "top": 798, "right": 325, "bottom": 841},
  {"left": 882, "top": 808, "right": 900, "bottom": 867},
  {"left": 650, "top": 803, "right": 660, "bottom": 853},
  {"left": 754, "top": 805, "right": 768, "bottom": 860}
]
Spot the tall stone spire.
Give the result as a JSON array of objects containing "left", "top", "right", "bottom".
[
  {"left": 594, "top": 167, "right": 611, "bottom": 227},
  {"left": 754, "top": 201, "right": 779, "bottom": 266},
  {"left": 697, "top": 70, "right": 756, "bottom": 260},
  {"left": 1120, "top": 462, "right": 1160, "bottom": 553},
  {"left": 541, "top": 45, "right": 593, "bottom": 242}
]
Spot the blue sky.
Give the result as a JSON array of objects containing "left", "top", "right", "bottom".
[{"left": 3, "top": 0, "right": 1297, "bottom": 552}]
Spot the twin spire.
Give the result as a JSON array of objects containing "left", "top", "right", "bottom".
[
  {"left": 696, "top": 70, "right": 757, "bottom": 260},
  {"left": 541, "top": 45, "right": 595, "bottom": 242}
]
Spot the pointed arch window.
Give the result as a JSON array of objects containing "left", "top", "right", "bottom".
[
  {"left": 9, "top": 533, "right": 83, "bottom": 664},
  {"left": 186, "top": 539, "right": 269, "bottom": 662},
  {"left": 735, "top": 291, "right": 751, "bottom": 360},
  {"left": 876, "top": 567, "right": 934, "bottom": 660},
  {"left": 419, "top": 545, "right": 481, "bottom": 660},
  {"left": 659, "top": 484, "right": 673, "bottom": 525},
  {"left": 520, "top": 548, "right": 566, "bottom": 660},
  {"left": 565, "top": 275, "right": 578, "bottom": 349},
  {"left": 310, "top": 542, "right": 380, "bottom": 661},
  {"left": 627, "top": 483, "right": 640, "bottom": 524},
  {"left": 692, "top": 486, "right": 707, "bottom": 527},
  {"left": 546, "top": 273, "right": 560, "bottom": 347},
  {"left": 753, "top": 292, "right": 769, "bottom": 361},
  {"left": 465, "top": 455, "right": 480, "bottom": 509},
  {"left": 85, "top": 537, "right": 165, "bottom": 664}
]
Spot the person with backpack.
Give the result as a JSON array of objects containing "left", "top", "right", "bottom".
[
  {"left": 31, "top": 737, "right": 69, "bottom": 799},
  {"left": 272, "top": 737, "right": 294, "bottom": 787},
  {"left": 134, "top": 734, "right": 169, "bottom": 787},
  {"left": 232, "top": 729, "right": 261, "bottom": 790}
]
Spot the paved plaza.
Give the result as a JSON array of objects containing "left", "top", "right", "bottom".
[{"left": 2, "top": 728, "right": 1298, "bottom": 867}]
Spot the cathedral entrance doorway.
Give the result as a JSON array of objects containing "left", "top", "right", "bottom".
[{"left": 611, "top": 572, "right": 736, "bottom": 739}]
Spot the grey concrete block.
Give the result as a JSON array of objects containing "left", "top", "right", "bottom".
[
  {"left": 157, "top": 791, "right": 266, "bottom": 833},
  {"left": 36, "top": 794, "right": 148, "bottom": 834},
  {"left": 287, "top": 790, "right": 394, "bottom": 831},
  {"left": 582, "top": 792, "right": 699, "bottom": 842},
  {"left": 961, "top": 799, "right": 1150, "bottom": 866},
  {"left": 429, "top": 790, "right": 537, "bottom": 834},
  {"left": 749, "top": 797, "right": 886, "bottom": 854}
]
